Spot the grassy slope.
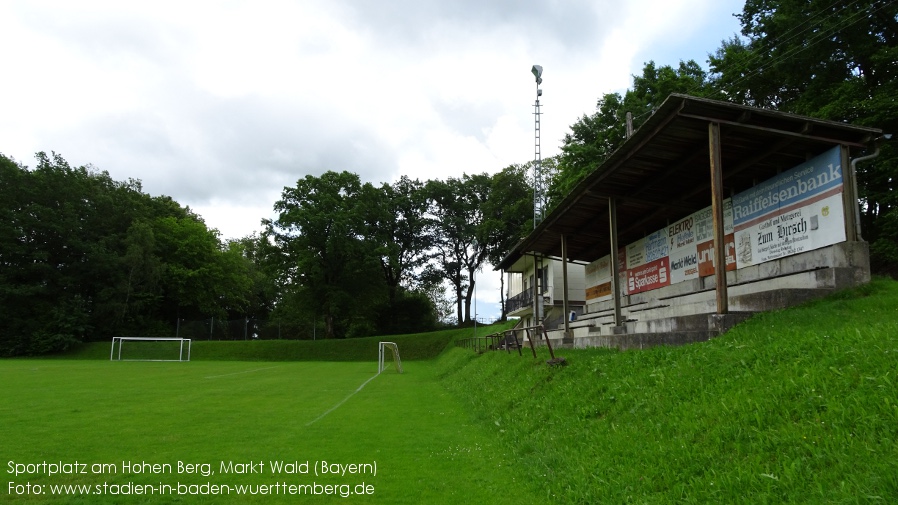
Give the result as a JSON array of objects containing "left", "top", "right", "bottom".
[{"left": 437, "top": 278, "right": 898, "bottom": 504}]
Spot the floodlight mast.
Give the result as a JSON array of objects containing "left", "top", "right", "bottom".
[
  {"left": 531, "top": 64, "right": 545, "bottom": 229},
  {"left": 530, "top": 64, "right": 546, "bottom": 326}
]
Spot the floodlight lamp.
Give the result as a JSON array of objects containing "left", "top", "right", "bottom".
[
  {"left": 531, "top": 64, "right": 543, "bottom": 85},
  {"left": 884, "top": 133, "right": 893, "bottom": 140}
]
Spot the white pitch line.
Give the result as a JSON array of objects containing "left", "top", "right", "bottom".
[
  {"left": 204, "top": 366, "right": 281, "bottom": 379},
  {"left": 305, "top": 368, "right": 386, "bottom": 426}
]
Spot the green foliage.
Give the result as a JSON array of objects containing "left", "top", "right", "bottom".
[
  {"left": 58, "top": 321, "right": 515, "bottom": 361},
  {"left": 268, "top": 172, "right": 445, "bottom": 339},
  {"left": 0, "top": 152, "right": 528, "bottom": 352},
  {"left": 359, "top": 177, "right": 438, "bottom": 332},
  {"left": 189, "top": 329, "right": 455, "bottom": 362},
  {"left": 439, "top": 278, "right": 898, "bottom": 503},
  {"left": 483, "top": 163, "right": 533, "bottom": 265},
  {"left": 362, "top": 177, "right": 432, "bottom": 284},
  {"left": 711, "top": 0, "right": 897, "bottom": 116},
  {"left": 426, "top": 174, "right": 496, "bottom": 324},
  {"left": 269, "top": 171, "right": 384, "bottom": 339},
  {"left": 154, "top": 214, "right": 247, "bottom": 318},
  {"left": 371, "top": 288, "right": 440, "bottom": 336},
  {"left": 0, "top": 152, "right": 264, "bottom": 356}
]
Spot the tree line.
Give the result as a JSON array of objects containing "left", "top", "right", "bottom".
[
  {"left": 262, "top": 166, "right": 532, "bottom": 340},
  {"left": 0, "top": 152, "right": 267, "bottom": 355},
  {"left": 0, "top": 152, "right": 532, "bottom": 354}
]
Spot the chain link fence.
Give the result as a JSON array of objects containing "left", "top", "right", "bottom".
[
  {"left": 174, "top": 318, "right": 320, "bottom": 341},
  {"left": 173, "top": 315, "right": 502, "bottom": 341}
]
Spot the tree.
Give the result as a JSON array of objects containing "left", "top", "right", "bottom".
[
  {"left": 551, "top": 94, "right": 626, "bottom": 204},
  {"left": 0, "top": 152, "right": 142, "bottom": 353},
  {"left": 268, "top": 171, "right": 382, "bottom": 338},
  {"left": 426, "top": 174, "right": 493, "bottom": 324},
  {"left": 227, "top": 233, "right": 279, "bottom": 323},
  {"left": 359, "top": 176, "right": 435, "bottom": 332},
  {"left": 711, "top": 0, "right": 897, "bottom": 116},
  {"left": 482, "top": 163, "right": 533, "bottom": 319},
  {"left": 117, "top": 219, "right": 162, "bottom": 330}
]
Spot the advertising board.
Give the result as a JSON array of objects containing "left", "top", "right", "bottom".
[
  {"left": 582, "top": 145, "right": 846, "bottom": 302},
  {"left": 732, "top": 146, "right": 845, "bottom": 267}
]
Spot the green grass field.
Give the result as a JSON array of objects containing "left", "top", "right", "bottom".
[
  {"left": 5, "top": 279, "right": 898, "bottom": 504},
  {"left": 1, "top": 358, "right": 540, "bottom": 504}
]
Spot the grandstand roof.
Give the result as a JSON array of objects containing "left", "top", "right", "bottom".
[{"left": 498, "top": 94, "right": 882, "bottom": 271}]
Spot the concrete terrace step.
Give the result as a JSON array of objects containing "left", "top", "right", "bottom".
[{"left": 573, "top": 330, "right": 718, "bottom": 350}]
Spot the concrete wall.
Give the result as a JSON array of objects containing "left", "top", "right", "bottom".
[
  {"left": 544, "top": 261, "right": 586, "bottom": 306},
  {"left": 583, "top": 241, "right": 868, "bottom": 316}
]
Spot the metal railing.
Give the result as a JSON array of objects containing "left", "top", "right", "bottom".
[
  {"left": 505, "top": 287, "right": 534, "bottom": 313},
  {"left": 456, "top": 323, "right": 565, "bottom": 365},
  {"left": 456, "top": 333, "right": 504, "bottom": 354}
]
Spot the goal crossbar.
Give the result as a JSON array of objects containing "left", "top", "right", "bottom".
[
  {"left": 378, "top": 341, "right": 403, "bottom": 374},
  {"left": 110, "top": 337, "right": 192, "bottom": 362}
]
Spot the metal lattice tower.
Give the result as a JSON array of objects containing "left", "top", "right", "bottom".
[{"left": 531, "top": 65, "right": 545, "bottom": 229}]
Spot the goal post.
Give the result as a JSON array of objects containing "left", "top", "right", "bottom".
[
  {"left": 378, "top": 341, "right": 403, "bottom": 374},
  {"left": 110, "top": 337, "right": 192, "bottom": 362}
]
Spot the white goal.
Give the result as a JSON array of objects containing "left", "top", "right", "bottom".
[
  {"left": 378, "top": 342, "right": 403, "bottom": 374},
  {"left": 110, "top": 337, "right": 192, "bottom": 362}
]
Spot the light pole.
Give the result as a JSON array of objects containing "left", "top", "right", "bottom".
[
  {"left": 531, "top": 64, "right": 545, "bottom": 326},
  {"left": 531, "top": 64, "right": 544, "bottom": 229}
]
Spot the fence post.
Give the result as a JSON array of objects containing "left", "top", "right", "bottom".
[
  {"left": 525, "top": 327, "right": 537, "bottom": 358},
  {"left": 542, "top": 325, "right": 556, "bottom": 360}
]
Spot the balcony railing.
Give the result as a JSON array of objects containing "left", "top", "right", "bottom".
[{"left": 506, "top": 287, "right": 534, "bottom": 313}]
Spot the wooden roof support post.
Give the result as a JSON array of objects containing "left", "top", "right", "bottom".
[
  {"left": 608, "top": 197, "right": 623, "bottom": 326},
  {"left": 840, "top": 145, "right": 859, "bottom": 242},
  {"left": 561, "top": 233, "right": 572, "bottom": 343},
  {"left": 709, "top": 122, "right": 729, "bottom": 314},
  {"left": 531, "top": 253, "right": 543, "bottom": 326},
  {"left": 531, "top": 252, "right": 537, "bottom": 326}
]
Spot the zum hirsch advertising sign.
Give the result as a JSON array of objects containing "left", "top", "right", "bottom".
[{"left": 732, "top": 146, "right": 845, "bottom": 267}]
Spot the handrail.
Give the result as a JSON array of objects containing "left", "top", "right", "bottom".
[
  {"left": 506, "top": 287, "right": 534, "bottom": 313},
  {"left": 456, "top": 323, "right": 564, "bottom": 365}
]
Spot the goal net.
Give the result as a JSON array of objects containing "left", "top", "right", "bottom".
[
  {"left": 110, "top": 337, "right": 192, "bottom": 362},
  {"left": 378, "top": 342, "right": 403, "bottom": 374}
]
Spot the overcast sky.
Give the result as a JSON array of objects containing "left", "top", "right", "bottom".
[{"left": 1, "top": 0, "right": 744, "bottom": 319}]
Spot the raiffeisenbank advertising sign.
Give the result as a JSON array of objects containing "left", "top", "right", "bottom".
[
  {"left": 585, "top": 145, "right": 846, "bottom": 303},
  {"left": 732, "top": 146, "right": 845, "bottom": 267}
]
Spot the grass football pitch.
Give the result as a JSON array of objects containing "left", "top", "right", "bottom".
[{"left": 2, "top": 359, "right": 540, "bottom": 504}]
